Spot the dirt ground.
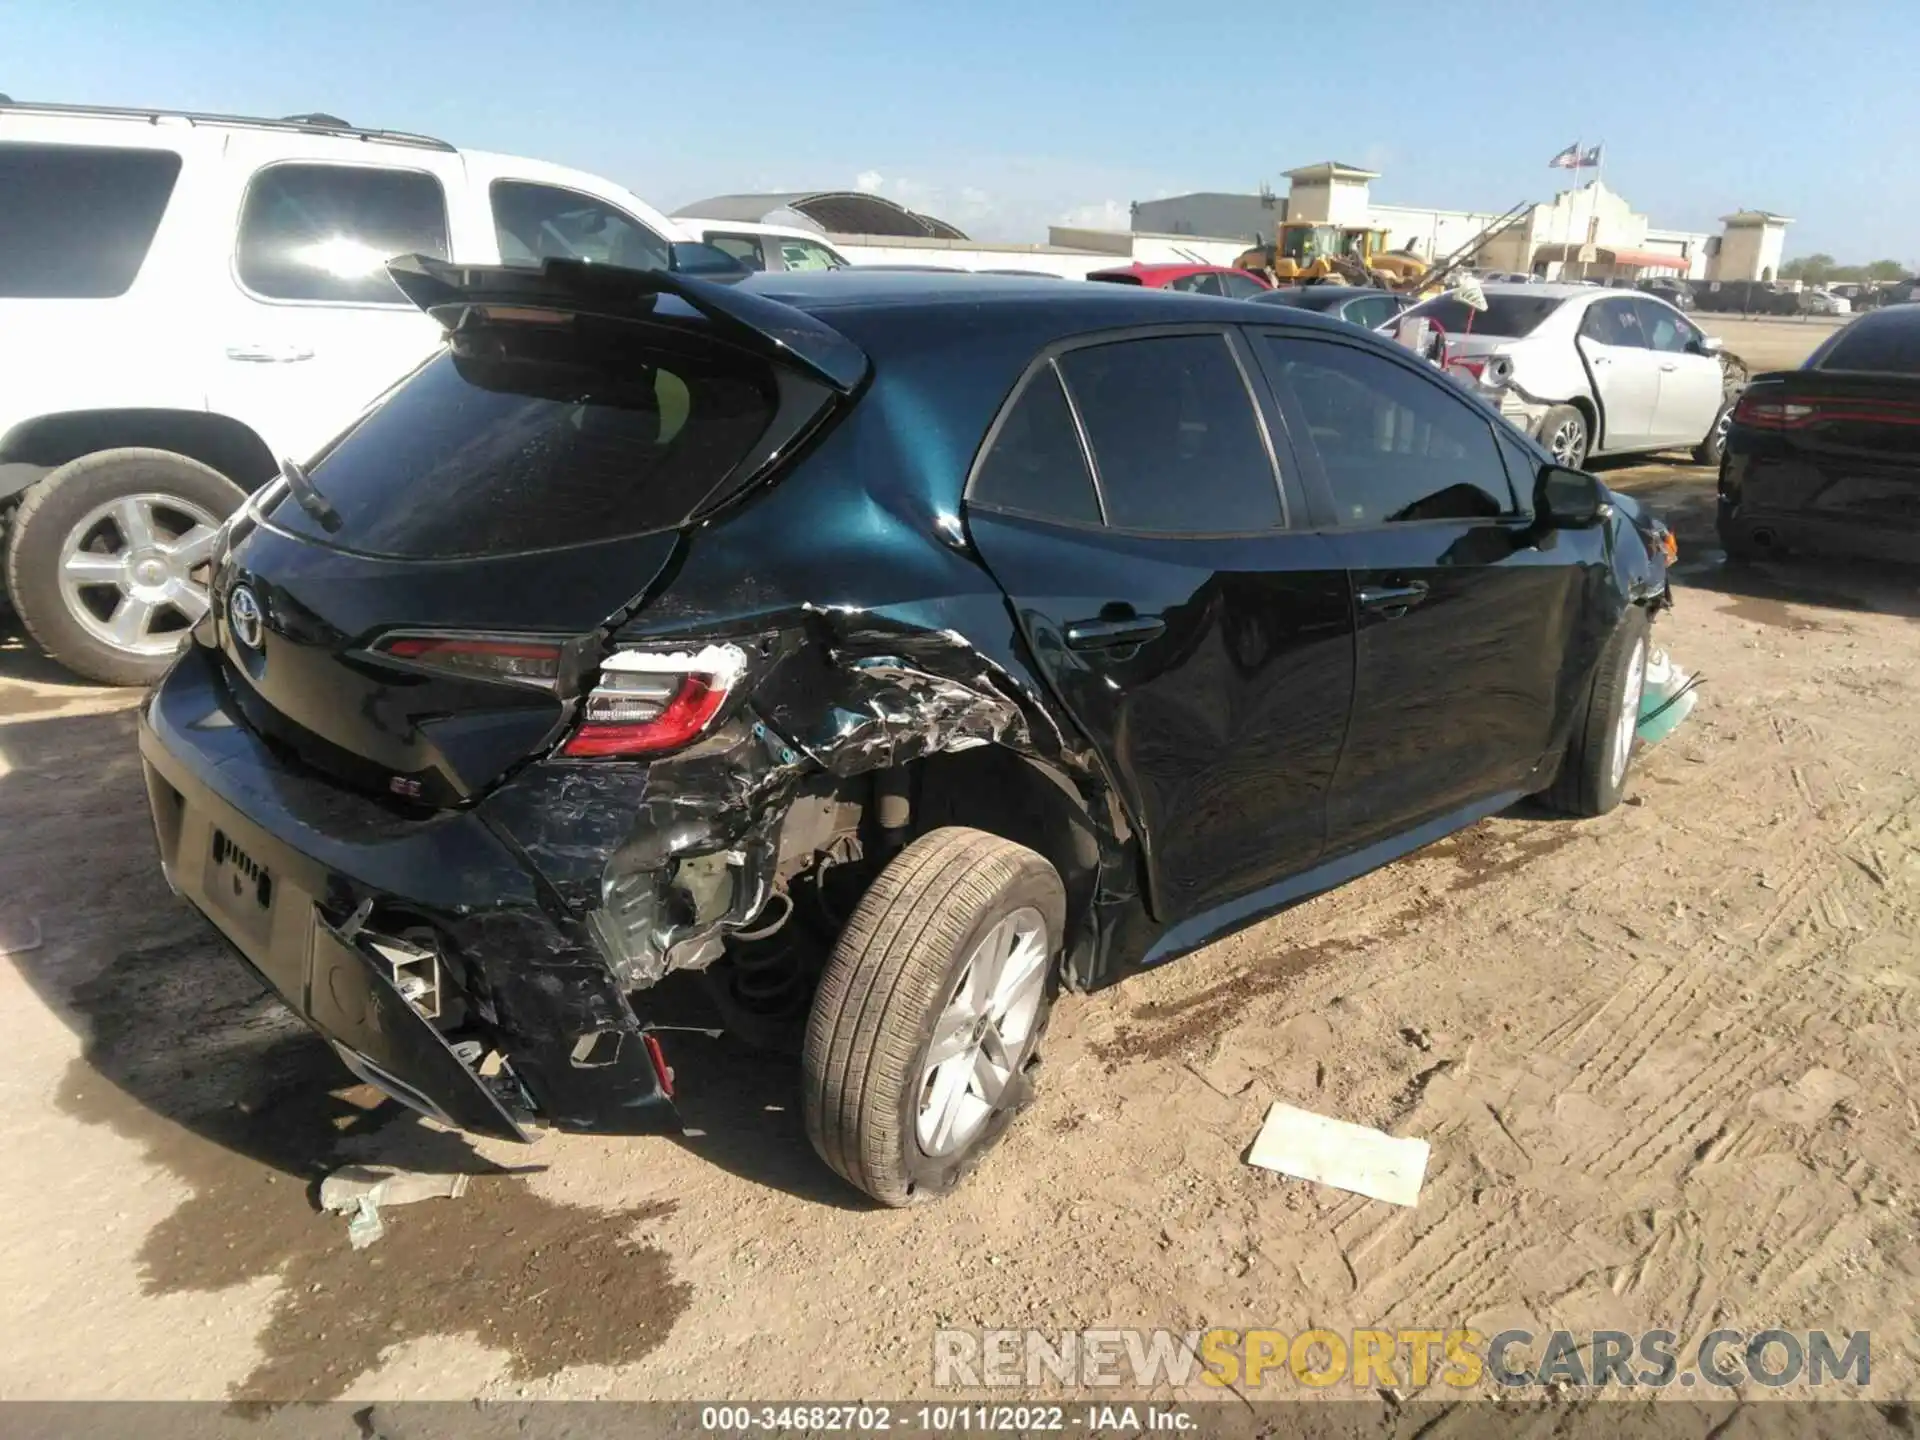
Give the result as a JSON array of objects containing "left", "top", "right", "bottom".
[{"left": 3, "top": 315, "right": 1917, "bottom": 1408}]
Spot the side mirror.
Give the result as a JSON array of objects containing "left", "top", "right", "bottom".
[
  {"left": 667, "top": 241, "right": 752, "bottom": 279},
  {"left": 1535, "top": 463, "right": 1608, "bottom": 529},
  {"left": 1694, "top": 334, "right": 1724, "bottom": 355}
]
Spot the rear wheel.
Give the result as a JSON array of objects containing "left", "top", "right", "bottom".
[
  {"left": 1692, "top": 401, "right": 1735, "bottom": 466},
  {"left": 1539, "top": 405, "right": 1590, "bottom": 468},
  {"left": 1540, "top": 607, "right": 1650, "bottom": 818},
  {"left": 802, "top": 827, "right": 1065, "bottom": 1206},
  {"left": 4, "top": 448, "right": 243, "bottom": 685}
]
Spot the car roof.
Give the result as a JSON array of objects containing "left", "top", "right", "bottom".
[
  {"left": 1254, "top": 286, "right": 1380, "bottom": 307},
  {"left": 739, "top": 268, "right": 1353, "bottom": 332},
  {"left": 1475, "top": 282, "right": 1592, "bottom": 300}
]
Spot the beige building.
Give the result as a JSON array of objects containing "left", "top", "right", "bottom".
[
  {"left": 1124, "top": 162, "right": 1770, "bottom": 284},
  {"left": 1705, "top": 211, "right": 1794, "bottom": 282}
]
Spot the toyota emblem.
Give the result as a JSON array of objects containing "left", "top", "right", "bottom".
[{"left": 229, "top": 584, "right": 264, "bottom": 651}]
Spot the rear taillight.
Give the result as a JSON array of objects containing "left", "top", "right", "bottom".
[
  {"left": 373, "top": 632, "right": 565, "bottom": 689},
  {"left": 1448, "top": 357, "right": 1487, "bottom": 382},
  {"left": 1732, "top": 394, "right": 1920, "bottom": 430},
  {"left": 561, "top": 644, "right": 748, "bottom": 759}
]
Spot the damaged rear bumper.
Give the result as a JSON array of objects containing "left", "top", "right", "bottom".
[{"left": 139, "top": 645, "right": 678, "bottom": 1140}]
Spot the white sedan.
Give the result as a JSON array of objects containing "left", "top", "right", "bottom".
[{"left": 1399, "top": 284, "right": 1735, "bottom": 468}]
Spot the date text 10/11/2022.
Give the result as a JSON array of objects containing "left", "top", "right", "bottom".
[{"left": 699, "top": 1404, "right": 1196, "bottom": 1433}]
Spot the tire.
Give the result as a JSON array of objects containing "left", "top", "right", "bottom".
[
  {"left": 1692, "top": 400, "right": 1735, "bottom": 466},
  {"left": 802, "top": 826, "right": 1066, "bottom": 1207},
  {"left": 1538, "top": 404, "right": 1591, "bottom": 468},
  {"left": 1540, "top": 606, "right": 1651, "bottom": 818},
  {"left": 4, "top": 448, "right": 245, "bottom": 686}
]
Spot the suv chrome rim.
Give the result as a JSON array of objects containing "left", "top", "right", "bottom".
[
  {"left": 58, "top": 494, "right": 221, "bottom": 657},
  {"left": 917, "top": 905, "right": 1049, "bottom": 1158},
  {"left": 1549, "top": 415, "right": 1588, "bottom": 467},
  {"left": 1612, "top": 636, "right": 1648, "bottom": 789}
]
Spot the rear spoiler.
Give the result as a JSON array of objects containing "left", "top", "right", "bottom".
[{"left": 385, "top": 254, "right": 870, "bottom": 395}]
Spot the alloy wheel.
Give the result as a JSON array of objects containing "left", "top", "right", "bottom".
[
  {"left": 916, "top": 905, "right": 1050, "bottom": 1157},
  {"left": 56, "top": 493, "right": 222, "bottom": 658},
  {"left": 1550, "top": 415, "right": 1589, "bottom": 468}
]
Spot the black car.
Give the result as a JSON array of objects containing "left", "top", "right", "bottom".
[
  {"left": 1720, "top": 304, "right": 1920, "bottom": 563},
  {"left": 1253, "top": 284, "right": 1413, "bottom": 330},
  {"left": 140, "top": 260, "right": 1671, "bottom": 1205},
  {"left": 1635, "top": 278, "right": 1695, "bottom": 311}
]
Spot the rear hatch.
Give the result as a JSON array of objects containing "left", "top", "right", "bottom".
[
  {"left": 213, "top": 258, "right": 866, "bottom": 806},
  {"left": 1731, "top": 370, "right": 1920, "bottom": 529}
]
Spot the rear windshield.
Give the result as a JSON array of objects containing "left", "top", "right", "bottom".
[
  {"left": 1402, "top": 294, "right": 1564, "bottom": 338},
  {"left": 0, "top": 143, "right": 183, "bottom": 298},
  {"left": 270, "top": 324, "right": 779, "bottom": 558},
  {"left": 1812, "top": 315, "right": 1920, "bottom": 375}
]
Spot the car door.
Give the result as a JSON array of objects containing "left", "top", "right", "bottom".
[
  {"left": 1255, "top": 330, "right": 1606, "bottom": 853},
  {"left": 208, "top": 141, "right": 459, "bottom": 464},
  {"left": 1575, "top": 296, "right": 1660, "bottom": 451},
  {"left": 1637, "top": 297, "right": 1723, "bottom": 447},
  {"left": 963, "top": 328, "right": 1355, "bottom": 927}
]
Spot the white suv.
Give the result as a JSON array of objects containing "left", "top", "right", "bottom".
[{"left": 0, "top": 101, "right": 686, "bottom": 684}]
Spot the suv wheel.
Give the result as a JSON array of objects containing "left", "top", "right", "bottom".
[
  {"left": 1540, "top": 606, "right": 1650, "bottom": 818},
  {"left": 802, "top": 827, "right": 1065, "bottom": 1206},
  {"left": 1540, "top": 405, "right": 1590, "bottom": 468},
  {"left": 5, "top": 448, "right": 244, "bottom": 686}
]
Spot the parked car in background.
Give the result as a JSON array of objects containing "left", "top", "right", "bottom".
[
  {"left": 1400, "top": 284, "right": 1738, "bottom": 468},
  {"left": 1720, "top": 304, "right": 1920, "bottom": 563},
  {"left": 141, "top": 263, "right": 1671, "bottom": 1206},
  {"left": 1635, "top": 278, "right": 1696, "bottom": 311},
  {"left": 1252, "top": 284, "right": 1413, "bottom": 330},
  {"left": 678, "top": 218, "right": 851, "bottom": 273},
  {"left": 0, "top": 100, "right": 687, "bottom": 685},
  {"left": 1693, "top": 280, "right": 1799, "bottom": 316},
  {"left": 1798, "top": 288, "right": 1852, "bottom": 317},
  {"left": 1086, "top": 262, "right": 1271, "bottom": 297}
]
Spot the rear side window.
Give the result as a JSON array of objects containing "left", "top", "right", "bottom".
[
  {"left": 1219, "top": 271, "right": 1267, "bottom": 299},
  {"left": 0, "top": 143, "right": 182, "bottom": 298},
  {"left": 706, "top": 233, "right": 767, "bottom": 270},
  {"left": 1402, "top": 293, "right": 1562, "bottom": 337},
  {"left": 969, "top": 364, "right": 1102, "bottom": 525},
  {"left": 1167, "top": 272, "right": 1225, "bottom": 296},
  {"left": 237, "top": 163, "right": 449, "bottom": 304},
  {"left": 1635, "top": 298, "right": 1696, "bottom": 353},
  {"left": 1580, "top": 298, "right": 1647, "bottom": 348},
  {"left": 777, "top": 238, "right": 845, "bottom": 271},
  {"left": 1812, "top": 314, "right": 1920, "bottom": 374},
  {"left": 492, "top": 181, "right": 671, "bottom": 273},
  {"left": 1265, "top": 336, "right": 1515, "bottom": 524},
  {"left": 272, "top": 326, "right": 779, "bottom": 557},
  {"left": 1057, "top": 334, "right": 1281, "bottom": 534}
]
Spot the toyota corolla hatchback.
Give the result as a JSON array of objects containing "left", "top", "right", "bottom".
[{"left": 140, "top": 260, "right": 1672, "bottom": 1205}]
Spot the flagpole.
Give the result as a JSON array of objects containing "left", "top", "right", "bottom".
[
  {"left": 1561, "top": 139, "right": 1578, "bottom": 280},
  {"left": 1587, "top": 142, "right": 1604, "bottom": 281}
]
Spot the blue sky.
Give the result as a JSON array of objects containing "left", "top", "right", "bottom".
[{"left": 5, "top": 0, "right": 1912, "bottom": 261}]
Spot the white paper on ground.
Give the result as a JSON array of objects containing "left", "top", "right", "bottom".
[{"left": 1247, "top": 1102, "right": 1430, "bottom": 1207}]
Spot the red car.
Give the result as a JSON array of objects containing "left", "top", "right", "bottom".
[{"left": 1086, "top": 262, "right": 1271, "bottom": 298}]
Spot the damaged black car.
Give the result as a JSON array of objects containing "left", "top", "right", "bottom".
[{"left": 139, "top": 259, "right": 1671, "bottom": 1205}]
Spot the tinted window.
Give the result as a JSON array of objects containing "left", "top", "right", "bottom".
[
  {"left": 491, "top": 181, "right": 671, "bottom": 273},
  {"left": 1168, "top": 272, "right": 1225, "bottom": 296},
  {"left": 1495, "top": 426, "right": 1543, "bottom": 510},
  {"left": 1401, "top": 293, "right": 1563, "bottom": 337},
  {"left": 1219, "top": 271, "right": 1267, "bottom": 299},
  {"left": 1635, "top": 298, "right": 1695, "bottom": 353},
  {"left": 271, "top": 327, "right": 778, "bottom": 557},
  {"left": 968, "top": 364, "right": 1101, "bottom": 524},
  {"left": 776, "top": 238, "right": 844, "bottom": 271},
  {"left": 0, "top": 143, "right": 182, "bottom": 298},
  {"left": 706, "top": 233, "right": 766, "bottom": 270},
  {"left": 1265, "top": 337, "right": 1515, "bottom": 524},
  {"left": 1579, "top": 298, "right": 1647, "bottom": 347},
  {"left": 1344, "top": 294, "right": 1398, "bottom": 329},
  {"left": 1058, "top": 335, "right": 1281, "bottom": 534},
  {"left": 237, "top": 164, "right": 448, "bottom": 304},
  {"left": 1812, "top": 313, "right": 1920, "bottom": 374}
]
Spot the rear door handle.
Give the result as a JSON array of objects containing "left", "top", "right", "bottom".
[
  {"left": 227, "top": 344, "right": 315, "bottom": 363},
  {"left": 1659, "top": 361, "right": 1679, "bottom": 372},
  {"left": 1064, "top": 614, "right": 1166, "bottom": 650},
  {"left": 1357, "top": 581, "right": 1430, "bottom": 615}
]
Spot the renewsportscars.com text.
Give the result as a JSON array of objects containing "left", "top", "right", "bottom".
[{"left": 933, "top": 1327, "right": 1871, "bottom": 1391}]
